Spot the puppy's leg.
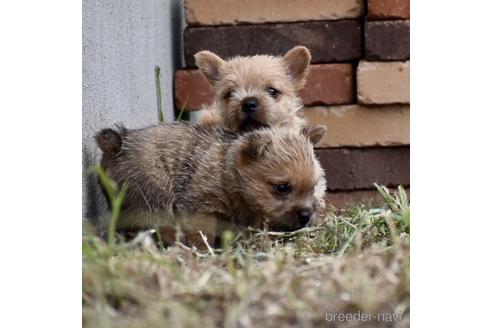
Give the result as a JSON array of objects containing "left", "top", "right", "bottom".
[
  {"left": 158, "top": 225, "right": 180, "bottom": 246},
  {"left": 181, "top": 214, "right": 218, "bottom": 250}
]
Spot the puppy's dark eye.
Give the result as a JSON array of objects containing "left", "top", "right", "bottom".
[
  {"left": 273, "top": 183, "right": 291, "bottom": 195},
  {"left": 266, "top": 87, "right": 279, "bottom": 98},
  {"left": 224, "top": 91, "right": 233, "bottom": 99}
]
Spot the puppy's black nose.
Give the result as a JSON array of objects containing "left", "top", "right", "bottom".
[
  {"left": 241, "top": 97, "right": 258, "bottom": 113},
  {"left": 298, "top": 208, "right": 313, "bottom": 227}
]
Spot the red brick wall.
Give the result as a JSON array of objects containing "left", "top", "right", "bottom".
[{"left": 175, "top": 0, "right": 410, "bottom": 207}]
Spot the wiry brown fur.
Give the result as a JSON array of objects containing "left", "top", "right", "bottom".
[
  {"left": 96, "top": 122, "right": 326, "bottom": 240},
  {"left": 194, "top": 46, "right": 311, "bottom": 132}
]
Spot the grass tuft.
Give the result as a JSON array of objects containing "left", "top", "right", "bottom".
[{"left": 93, "top": 165, "right": 126, "bottom": 249}]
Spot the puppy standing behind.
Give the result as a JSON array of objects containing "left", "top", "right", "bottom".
[
  {"left": 194, "top": 46, "right": 311, "bottom": 132},
  {"left": 96, "top": 122, "right": 326, "bottom": 246}
]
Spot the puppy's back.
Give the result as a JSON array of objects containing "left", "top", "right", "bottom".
[{"left": 96, "top": 123, "right": 237, "bottom": 218}]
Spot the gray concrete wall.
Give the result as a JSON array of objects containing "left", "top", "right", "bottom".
[{"left": 83, "top": 0, "right": 184, "bottom": 222}]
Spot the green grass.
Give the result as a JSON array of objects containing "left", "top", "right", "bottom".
[
  {"left": 154, "top": 65, "right": 189, "bottom": 123},
  {"left": 154, "top": 66, "right": 165, "bottom": 123},
  {"left": 83, "top": 186, "right": 410, "bottom": 327}
]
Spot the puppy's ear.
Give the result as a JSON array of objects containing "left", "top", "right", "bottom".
[
  {"left": 282, "top": 46, "right": 312, "bottom": 90},
  {"left": 301, "top": 124, "right": 326, "bottom": 146},
  {"left": 96, "top": 128, "right": 123, "bottom": 155},
  {"left": 194, "top": 50, "right": 225, "bottom": 86},
  {"left": 237, "top": 133, "right": 272, "bottom": 165}
]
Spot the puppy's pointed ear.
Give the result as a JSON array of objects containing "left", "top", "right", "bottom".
[
  {"left": 282, "top": 46, "right": 311, "bottom": 90},
  {"left": 194, "top": 50, "right": 225, "bottom": 86},
  {"left": 237, "top": 133, "right": 272, "bottom": 165},
  {"left": 301, "top": 124, "right": 326, "bottom": 146}
]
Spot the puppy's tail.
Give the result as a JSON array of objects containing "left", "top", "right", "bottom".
[{"left": 95, "top": 125, "right": 128, "bottom": 163}]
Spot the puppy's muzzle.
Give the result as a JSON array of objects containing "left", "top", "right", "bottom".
[{"left": 241, "top": 97, "right": 259, "bottom": 114}]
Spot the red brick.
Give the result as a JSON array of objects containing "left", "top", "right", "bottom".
[
  {"left": 368, "top": 0, "right": 410, "bottom": 20},
  {"left": 315, "top": 147, "right": 409, "bottom": 191},
  {"left": 183, "top": 21, "right": 362, "bottom": 67},
  {"left": 175, "top": 64, "right": 354, "bottom": 111},
  {"left": 300, "top": 64, "right": 353, "bottom": 106},
  {"left": 174, "top": 70, "right": 213, "bottom": 111},
  {"left": 365, "top": 20, "right": 410, "bottom": 61}
]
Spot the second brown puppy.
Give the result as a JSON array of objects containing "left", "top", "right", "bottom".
[{"left": 96, "top": 122, "right": 326, "bottom": 246}]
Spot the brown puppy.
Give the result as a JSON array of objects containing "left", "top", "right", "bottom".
[
  {"left": 194, "top": 46, "right": 311, "bottom": 132},
  {"left": 96, "top": 122, "right": 326, "bottom": 246}
]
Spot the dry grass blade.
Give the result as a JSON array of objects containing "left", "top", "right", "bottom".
[{"left": 199, "top": 230, "right": 216, "bottom": 257}]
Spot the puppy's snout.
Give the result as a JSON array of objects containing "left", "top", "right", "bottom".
[
  {"left": 297, "top": 208, "right": 313, "bottom": 227},
  {"left": 241, "top": 97, "right": 259, "bottom": 114}
]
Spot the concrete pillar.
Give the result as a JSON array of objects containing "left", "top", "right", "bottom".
[{"left": 82, "top": 0, "right": 184, "bottom": 222}]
